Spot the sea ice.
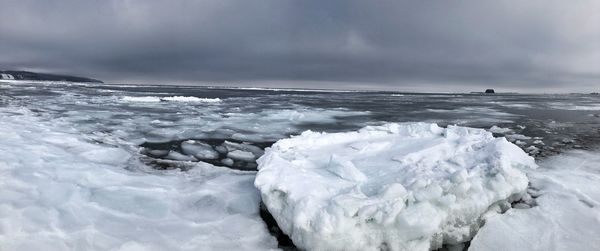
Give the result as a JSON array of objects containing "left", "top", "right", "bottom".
[
  {"left": 165, "top": 150, "right": 198, "bottom": 161},
  {"left": 469, "top": 150, "right": 600, "bottom": 251},
  {"left": 488, "top": 125, "right": 513, "bottom": 134},
  {"left": 506, "top": 134, "right": 531, "bottom": 141},
  {"left": 121, "top": 96, "right": 162, "bottom": 102},
  {"left": 0, "top": 108, "right": 277, "bottom": 251},
  {"left": 255, "top": 123, "right": 536, "bottom": 251},
  {"left": 181, "top": 140, "right": 220, "bottom": 159},
  {"left": 121, "top": 96, "right": 221, "bottom": 103},
  {"left": 223, "top": 141, "right": 264, "bottom": 155},
  {"left": 228, "top": 150, "right": 258, "bottom": 162},
  {"left": 161, "top": 96, "right": 222, "bottom": 102},
  {"left": 221, "top": 158, "right": 235, "bottom": 166}
]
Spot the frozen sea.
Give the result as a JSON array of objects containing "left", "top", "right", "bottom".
[{"left": 1, "top": 81, "right": 600, "bottom": 250}]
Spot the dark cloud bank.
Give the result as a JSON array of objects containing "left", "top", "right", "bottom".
[{"left": 1, "top": 0, "right": 599, "bottom": 92}]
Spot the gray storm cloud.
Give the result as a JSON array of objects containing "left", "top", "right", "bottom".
[{"left": 0, "top": 0, "right": 599, "bottom": 92}]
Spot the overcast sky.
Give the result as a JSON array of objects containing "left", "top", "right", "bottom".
[{"left": 1, "top": 0, "right": 599, "bottom": 92}]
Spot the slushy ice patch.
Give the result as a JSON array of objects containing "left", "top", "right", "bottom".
[
  {"left": 140, "top": 138, "right": 273, "bottom": 171},
  {"left": 255, "top": 123, "right": 536, "bottom": 251}
]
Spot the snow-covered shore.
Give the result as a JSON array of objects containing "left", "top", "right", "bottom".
[{"left": 0, "top": 108, "right": 277, "bottom": 251}]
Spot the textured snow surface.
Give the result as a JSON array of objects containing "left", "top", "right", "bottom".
[
  {"left": 255, "top": 123, "right": 536, "bottom": 251},
  {"left": 470, "top": 150, "right": 600, "bottom": 251},
  {"left": 0, "top": 108, "right": 277, "bottom": 251}
]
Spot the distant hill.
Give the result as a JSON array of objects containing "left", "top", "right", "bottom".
[{"left": 0, "top": 70, "right": 103, "bottom": 83}]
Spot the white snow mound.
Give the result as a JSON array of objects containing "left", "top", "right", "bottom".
[
  {"left": 469, "top": 150, "right": 600, "bottom": 251},
  {"left": 255, "top": 122, "right": 536, "bottom": 251}
]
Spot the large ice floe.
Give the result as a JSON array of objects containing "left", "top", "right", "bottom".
[
  {"left": 470, "top": 150, "right": 600, "bottom": 251},
  {"left": 0, "top": 108, "right": 277, "bottom": 251},
  {"left": 255, "top": 123, "right": 536, "bottom": 251}
]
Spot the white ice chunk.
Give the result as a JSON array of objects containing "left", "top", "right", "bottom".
[
  {"left": 121, "top": 96, "right": 162, "bottom": 102},
  {"left": 181, "top": 140, "right": 220, "bottom": 159},
  {"left": 146, "top": 149, "right": 169, "bottom": 157},
  {"left": 470, "top": 150, "right": 600, "bottom": 251},
  {"left": 215, "top": 145, "right": 228, "bottom": 154},
  {"left": 255, "top": 122, "right": 536, "bottom": 251},
  {"left": 165, "top": 150, "right": 197, "bottom": 161},
  {"left": 121, "top": 96, "right": 221, "bottom": 103},
  {"left": 161, "top": 96, "right": 222, "bottom": 102},
  {"left": 488, "top": 125, "right": 513, "bottom": 134},
  {"left": 222, "top": 158, "right": 235, "bottom": 166},
  {"left": 525, "top": 146, "right": 539, "bottom": 152},
  {"left": 532, "top": 140, "right": 545, "bottom": 145},
  {"left": 506, "top": 134, "right": 531, "bottom": 141},
  {"left": 227, "top": 150, "right": 257, "bottom": 162},
  {"left": 223, "top": 141, "right": 265, "bottom": 157},
  {"left": 515, "top": 140, "right": 526, "bottom": 146}
]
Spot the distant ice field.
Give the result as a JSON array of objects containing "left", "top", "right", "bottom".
[
  {"left": 3, "top": 82, "right": 600, "bottom": 157},
  {"left": 2, "top": 81, "right": 600, "bottom": 250}
]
